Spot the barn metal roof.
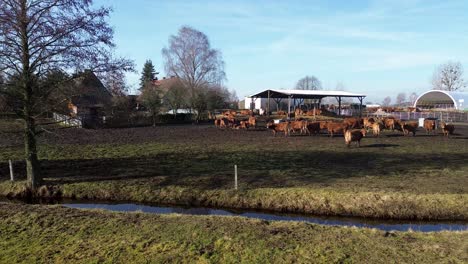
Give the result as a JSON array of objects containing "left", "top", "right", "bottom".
[
  {"left": 249, "top": 89, "right": 366, "bottom": 99},
  {"left": 414, "top": 90, "right": 468, "bottom": 110}
]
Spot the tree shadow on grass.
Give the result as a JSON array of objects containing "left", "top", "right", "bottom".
[{"left": 1, "top": 150, "right": 466, "bottom": 192}]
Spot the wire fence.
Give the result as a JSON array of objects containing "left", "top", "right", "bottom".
[{"left": 364, "top": 111, "right": 468, "bottom": 123}]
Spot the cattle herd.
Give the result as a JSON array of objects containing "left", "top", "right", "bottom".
[{"left": 214, "top": 110, "right": 456, "bottom": 148}]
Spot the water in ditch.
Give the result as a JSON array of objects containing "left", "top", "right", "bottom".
[{"left": 61, "top": 202, "right": 467, "bottom": 232}]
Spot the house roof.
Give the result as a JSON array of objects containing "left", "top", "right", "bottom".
[
  {"left": 71, "top": 70, "right": 111, "bottom": 108},
  {"left": 249, "top": 89, "right": 366, "bottom": 99}
]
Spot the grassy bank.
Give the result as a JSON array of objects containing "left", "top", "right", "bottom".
[
  {"left": 0, "top": 203, "right": 467, "bottom": 263},
  {"left": 1, "top": 122, "right": 467, "bottom": 219}
]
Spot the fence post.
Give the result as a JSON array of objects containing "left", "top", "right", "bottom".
[
  {"left": 9, "top": 160, "right": 14, "bottom": 181},
  {"left": 234, "top": 165, "right": 238, "bottom": 190}
]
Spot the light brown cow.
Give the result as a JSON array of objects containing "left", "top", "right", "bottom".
[
  {"left": 423, "top": 119, "right": 436, "bottom": 134},
  {"left": 371, "top": 122, "right": 384, "bottom": 137},
  {"left": 266, "top": 121, "right": 290, "bottom": 136},
  {"left": 248, "top": 116, "right": 257, "bottom": 128},
  {"left": 344, "top": 129, "right": 367, "bottom": 148},
  {"left": 363, "top": 117, "right": 375, "bottom": 130},
  {"left": 306, "top": 109, "right": 322, "bottom": 116},
  {"left": 289, "top": 120, "right": 308, "bottom": 135},
  {"left": 294, "top": 108, "right": 304, "bottom": 117},
  {"left": 277, "top": 111, "right": 287, "bottom": 116},
  {"left": 326, "top": 122, "right": 349, "bottom": 137},
  {"left": 383, "top": 117, "right": 397, "bottom": 131},
  {"left": 402, "top": 121, "right": 418, "bottom": 136},
  {"left": 440, "top": 122, "right": 455, "bottom": 137},
  {"left": 240, "top": 110, "right": 252, "bottom": 116}
]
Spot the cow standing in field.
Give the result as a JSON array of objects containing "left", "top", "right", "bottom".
[
  {"left": 423, "top": 119, "right": 436, "bottom": 134},
  {"left": 371, "top": 122, "right": 384, "bottom": 137},
  {"left": 402, "top": 121, "right": 418, "bottom": 136},
  {"left": 383, "top": 117, "right": 396, "bottom": 131},
  {"left": 306, "top": 121, "right": 321, "bottom": 136},
  {"left": 344, "top": 129, "right": 367, "bottom": 148},
  {"left": 326, "top": 122, "right": 348, "bottom": 137},
  {"left": 266, "top": 121, "right": 290, "bottom": 136},
  {"left": 343, "top": 117, "right": 363, "bottom": 129},
  {"left": 363, "top": 117, "right": 375, "bottom": 130},
  {"left": 440, "top": 122, "right": 455, "bottom": 137},
  {"left": 289, "top": 120, "right": 309, "bottom": 135},
  {"left": 214, "top": 119, "right": 221, "bottom": 128},
  {"left": 248, "top": 116, "right": 257, "bottom": 128}
]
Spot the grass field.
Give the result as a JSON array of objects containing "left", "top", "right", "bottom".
[
  {"left": 0, "top": 202, "right": 466, "bottom": 263},
  {"left": 0, "top": 119, "right": 467, "bottom": 219}
]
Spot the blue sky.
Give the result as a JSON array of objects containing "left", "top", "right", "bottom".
[{"left": 95, "top": 0, "right": 468, "bottom": 103}]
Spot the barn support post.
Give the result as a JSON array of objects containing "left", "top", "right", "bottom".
[
  {"left": 358, "top": 97, "right": 363, "bottom": 118},
  {"left": 273, "top": 98, "right": 282, "bottom": 111},
  {"left": 338, "top": 97, "right": 342, "bottom": 116},
  {"left": 288, "top": 96, "right": 292, "bottom": 120},
  {"left": 267, "top": 90, "right": 271, "bottom": 117}
]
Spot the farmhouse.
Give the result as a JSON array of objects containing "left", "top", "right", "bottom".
[
  {"left": 414, "top": 90, "right": 468, "bottom": 111},
  {"left": 68, "top": 70, "right": 112, "bottom": 120}
]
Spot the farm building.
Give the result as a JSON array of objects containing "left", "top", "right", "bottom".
[
  {"left": 414, "top": 90, "right": 468, "bottom": 111},
  {"left": 68, "top": 70, "right": 112, "bottom": 119},
  {"left": 246, "top": 89, "right": 366, "bottom": 116}
]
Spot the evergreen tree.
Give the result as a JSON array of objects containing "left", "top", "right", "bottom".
[{"left": 139, "top": 60, "right": 157, "bottom": 91}]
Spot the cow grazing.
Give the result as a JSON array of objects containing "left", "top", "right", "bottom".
[
  {"left": 306, "top": 121, "right": 321, "bottom": 136},
  {"left": 289, "top": 120, "right": 309, "bottom": 135},
  {"left": 440, "top": 122, "right": 455, "bottom": 137},
  {"left": 344, "top": 129, "right": 367, "bottom": 148},
  {"left": 402, "top": 121, "right": 418, "bottom": 136},
  {"left": 326, "top": 122, "right": 348, "bottom": 137},
  {"left": 423, "top": 119, "right": 436, "bottom": 134},
  {"left": 266, "top": 121, "right": 290, "bottom": 136}
]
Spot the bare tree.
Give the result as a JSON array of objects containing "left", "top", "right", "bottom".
[
  {"left": 295, "top": 76, "right": 322, "bottom": 90},
  {"left": 162, "top": 26, "right": 225, "bottom": 113},
  {"left": 0, "top": 0, "right": 133, "bottom": 188},
  {"left": 432, "top": 61, "right": 466, "bottom": 91},
  {"left": 382, "top": 96, "right": 391, "bottom": 106},
  {"left": 396, "top": 92, "right": 406, "bottom": 106},
  {"left": 409, "top": 92, "right": 418, "bottom": 106}
]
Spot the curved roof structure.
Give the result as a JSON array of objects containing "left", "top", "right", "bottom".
[{"left": 414, "top": 90, "right": 468, "bottom": 110}]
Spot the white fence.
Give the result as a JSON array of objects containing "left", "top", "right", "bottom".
[{"left": 52, "top": 113, "right": 82, "bottom": 128}]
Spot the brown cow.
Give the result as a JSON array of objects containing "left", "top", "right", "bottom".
[
  {"left": 266, "top": 121, "right": 290, "bottom": 136},
  {"left": 402, "top": 121, "right": 418, "bottom": 136},
  {"left": 277, "top": 110, "right": 286, "bottom": 116},
  {"left": 326, "top": 122, "right": 348, "bottom": 137},
  {"left": 306, "top": 121, "right": 321, "bottom": 136},
  {"left": 345, "top": 129, "right": 367, "bottom": 148},
  {"left": 423, "top": 119, "right": 436, "bottom": 134},
  {"left": 238, "top": 121, "right": 248, "bottom": 129},
  {"left": 289, "top": 120, "right": 308, "bottom": 135},
  {"left": 240, "top": 110, "right": 252, "bottom": 116},
  {"left": 363, "top": 117, "right": 375, "bottom": 130},
  {"left": 440, "top": 122, "right": 455, "bottom": 137},
  {"left": 306, "top": 109, "right": 322, "bottom": 116},
  {"left": 214, "top": 119, "right": 221, "bottom": 128},
  {"left": 248, "top": 116, "right": 257, "bottom": 128},
  {"left": 343, "top": 117, "right": 363, "bottom": 129},
  {"left": 383, "top": 117, "right": 397, "bottom": 131},
  {"left": 294, "top": 108, "right": 304, "bottom": 117},
  {"left": 371, "top": 122, "right": 384, "bottom": 137}
]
